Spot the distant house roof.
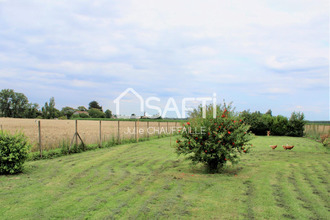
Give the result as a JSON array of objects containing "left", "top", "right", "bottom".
[{"left": 73, "top": 111, "right": 89, "bottom": 115}]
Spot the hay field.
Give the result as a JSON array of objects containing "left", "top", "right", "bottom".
[
  {"left": 0, "top": 118, "right": 179, "bottom": 151},
  {"left": 305, "top": 124, "right": 330, "bottom": 135}
]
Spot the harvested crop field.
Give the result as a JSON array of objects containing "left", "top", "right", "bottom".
[{"left": 0, "top": 118, "right": 180, "bottom": 151}]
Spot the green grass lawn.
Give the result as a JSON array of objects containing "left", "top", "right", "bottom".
[{"left": 0, "top": 136, "right": 329, "bottom": 219}]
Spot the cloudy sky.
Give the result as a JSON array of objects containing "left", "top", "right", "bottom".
[{"left": 0, "top": 0, "right": 329, "bottom": 120}]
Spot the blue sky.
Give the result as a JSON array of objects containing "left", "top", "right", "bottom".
[{"left": 0, "top": 0, "right": 329, "bottom": 120}]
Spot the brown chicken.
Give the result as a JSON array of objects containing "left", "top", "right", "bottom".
[
  {"left": 283, "top": 145, "right": 294, "bottom": 150},
  {"left": 270, "top": 145, "right": 277, "bottom": 150}
]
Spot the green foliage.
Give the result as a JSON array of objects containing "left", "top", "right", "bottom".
[
  {"left": 77, "top": 106, "right": 88, "bottom": 111},
  {"left": 241, "top": 110, "right": 305, "bottom": 137},
  {"left": 323, "top": 137, "right": 329, "bottom": 147},
  {"left": 176, "top": 104, "right": 253, "bottom": 173},
  {"left": 61, "top": 106, "right": 75, "bottom": 119},
  {"left": 271, "top": 115, "right": 288, "bottom": 136},
  {"left": 105, "top": 109, "right": 112, "bottom": 118},
  {"left": 24, "top": 103, "right": 40, "bottom": 118},
  {"left": 88, "top": 101, "right": 103, "bottom": 111},
  {"left": 88, "top": 108, "right": 105, "bottom": 118},
  {"left": 0, "top": 131, "right": 31, "bottom": 174},
  {"left": 286, "top": 112, "right": 306, "bottom": 137},
  {"left": 0, "top": 89, "right": 30, "bottom": 118},
  {"left": 79, "top": 113, "right": 90, "bottom": 118},
  {"left": 240, "top": 110, "right": 268, "bottom": 135},
  {"left": 42, "top": 97, "right": 58, "bottom": 119}
]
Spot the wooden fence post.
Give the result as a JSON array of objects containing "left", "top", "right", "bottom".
[
  {"left": 99, "top": 120, "right": 102, "bottom": 145},
  {"left": 38, "top": 121, "right": 42, "bottom": 158},
  {"left": 117, "top": 120, "right": 120, "bottom": 144},
  {"left": 158, "top": 122, "right": 160, "bottom": 138}
]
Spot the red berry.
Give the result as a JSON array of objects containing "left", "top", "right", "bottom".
[
  {"left": 228, "top": 131, "right": 231, "bottom": 134},
  {"left": 205, "top": 150, "right": 207, "bottom": 153},
  {"left": 187, "top": 122, "right": 191, "bottom": 125}
]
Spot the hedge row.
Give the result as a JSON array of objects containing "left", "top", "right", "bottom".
[{"left": 240, "top": 110, "right": 305, "bottom": 137}]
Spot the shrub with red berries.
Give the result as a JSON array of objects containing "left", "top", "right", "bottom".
[{"left": 176, "top": 103, "right": 253, "bottom": 173}]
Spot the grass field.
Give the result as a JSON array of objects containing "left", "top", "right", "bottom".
[{"left": 0, "top": 136, "right": 329, "bottom": 219}]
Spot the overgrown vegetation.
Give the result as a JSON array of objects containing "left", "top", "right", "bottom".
[
  {"left": 241, "top": 110, "right": 306, "bottom": 137},
  {"left": 0, "top": 131, "right": 31, "bottom": 174},
  {"left": 176, "top": 104, "right": 253, "bottom": 173}
]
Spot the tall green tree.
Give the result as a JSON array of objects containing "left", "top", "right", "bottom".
[
  {"left": 105, "top": 109, "right": 112, "bottom": 118},
  {"left": 88, "top": 101, "right": 102, "bottom": 111},
  {"left": 24, "top": 103, "right": 40, "bottom": 118},
  {"left": 42, "top": 97, "right": 57, "bottom": 119},
  {"left": 0, "top": 89, "right": 14, "bottom": 117},
  {"left": 0, "top": 89, "right": 29, "bottom": 118},
  {"left": 77, "top": 106, "right": 88, "bottom": 112},
  {"left": 88, "top": 108, "right": 105, "bottom": 118},
  {"left": 11, "top": 92, "right": 29, "bottom": 118},
  {"left": 61, "top": 106, "right": 75, "bottom": 119}
]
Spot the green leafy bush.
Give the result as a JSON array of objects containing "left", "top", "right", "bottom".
[
  {"left": 0, "top": 131, "right": 31, "bottom": 174},
  {"left": 88, "top": 108, "right": 105, "bottom": 118},
  {"left": 286, "top": 112, "right": 305, "bottom": 137},
  {"left": 271, "top": 115, "right": 289, "bottom": 136},
  {"left": 176, "top": 104, "right": 253, "bottom": 173}
]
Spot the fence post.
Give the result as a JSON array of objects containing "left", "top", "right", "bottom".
[
  {"left": 75, "top": 120, "right": 78, "bottom": 146},
  {"left": 99, "top": 120, "right": 102, "bottom": 145},
  {"left": 117, "top": 120, "right": 120, "bottom": 144},
  {"left": 158, "top": 122, "right": 160, "bottom": 138},
  {"left": 38, "top": 121, "right": 42, "bottom": 158}
]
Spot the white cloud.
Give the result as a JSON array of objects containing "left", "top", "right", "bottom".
[{"left": 0, "top": 0, "right": 328, "bottom": 119}]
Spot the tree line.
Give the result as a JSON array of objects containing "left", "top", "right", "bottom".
[
  {"left": 0, "top": 89, "right": 112, "bottom": 119},
  {"left": 240, "top": 109, "right": 306, "bottom": 137}
]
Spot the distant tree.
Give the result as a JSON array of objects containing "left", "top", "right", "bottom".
[
  {"left": 42, "top": 97, "right": 57, "bottom": 119},
  {"left": 0, "top": 89, "right": 29, "bottom": 118},
  {"left": 0, "top": 89, "right": 14, "bottom": 117},
  {"left": 286, "top": 112, "right": 305, "bottom": 137},
  {"left": 105, "top": 109, "right": 112, "bottom": 118},
  {"left": 265, "top": 109, "right": 272, "bottom": 116},
  {"left": 24, "top": 103, "right": 40, "bottom": 118},
  {"left": 88, "top": 101, "right": 102, "bottom": 111},
  {"left": 61, "top": 107, "right": 75, "bottom": 119},
  {"left": 77, "top": 106, "right": 88, "bottom": 112},
  {"left": 88, "top": 108, "right": 105, "bottom": 118},
  {"left": 271, "top": 115, "right": 289, "bottom": 136}
]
